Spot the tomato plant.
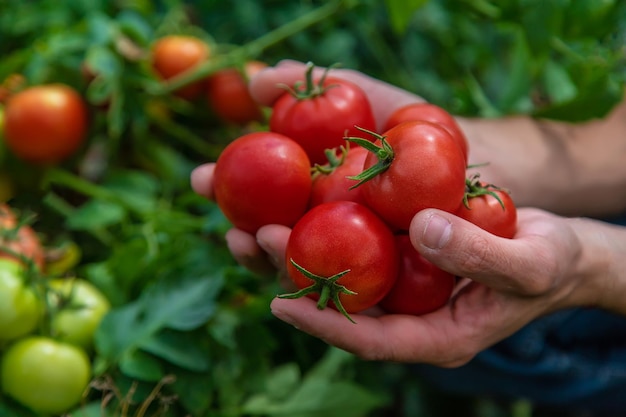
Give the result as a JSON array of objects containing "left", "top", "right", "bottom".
[
  {"left": 3, "top": 84, "right": 88, "bottom": 165},
  {"left": 269, "top": 62, "right": 376, "bottom": 165},
  {"left": 456, "top": 175, "right": 518, "bottom": 239},
  {"left": 383, "top": 102, "right": 469, "bottom": 163},
  {"left": 213, "top": 131, "right": 312, "bottom": 234},
  {"left": 378, "top": 234, "right": 455, "bottom": 315},
  {"left": 280, "top": 201, "right": 398, "bottom": 322},
  {"left": 0, "top": 336, "right": 91, "bottom": 415},
  {"left": 47, "top": 278, "right": 111, "bottom": 350},
  {"left": 0, "top": 204, "right": 45, "bottom": 270},
  {"left": 207, "top": 60, "right": 267, "bottom": 125},
  {"left": 0, "top": 258, "right": 41, "bottom": 341},
  {"left": 348, "top": 121, "right": 467, "bottom": 231},
  {"left": 309, "top": 145, "right": 368, "bottom": 208},
  {"left": 151, "top": 35, "right": 211, "bottom": 99}
]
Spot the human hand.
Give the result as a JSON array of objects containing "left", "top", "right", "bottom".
[
  {"left": 192, "top": 60, "right": 623, "bottom": 365},
  {"left": 190, "top": 59, "right": 424, "bottom": 275},
  {"left": 270, "top": 207, "right": 613, "bottom": 365}
]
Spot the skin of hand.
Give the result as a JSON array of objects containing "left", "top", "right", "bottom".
[{"left": 191, "top": 60, "right": 626, "bottom": 364}]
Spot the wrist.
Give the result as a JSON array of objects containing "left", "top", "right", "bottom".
[
  {"left": 456, "top": 116, "right": 568, "bottom": 210},
  {"left": 566, "top": 217, "right": 626, "bottom": 315}
]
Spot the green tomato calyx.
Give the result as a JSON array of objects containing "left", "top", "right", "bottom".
[
  {"left": 278, "top": 258, "right": 357, "bottom": 323},
  {"left": 462, "top": 173, "right": 508, "bottom": 210},
  {"left": 346, "top": 126, "right": 394, "bottom": 189},
  {"left": 276, "top": 61, "right": 341, "bottom": 100}
]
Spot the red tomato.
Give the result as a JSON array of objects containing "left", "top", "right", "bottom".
[
  {"left": 455, "top": 177, "right": 517, "bottom": 239},
  {"left": 309, "top": 145, "right": 368, "bottom": 208},
  {"left": 384, "top": 102, "right": 469, "bottom": 163},
  {"left": 269, "top": 64, "right": 376, "bottom": 166},
  {"left": 213, "top": 132, "right": 312, "bottom": 234},
  {"left": 282, "top": 201, "right": 398, "bottom": 322},
  {"left": 3, "top": 84, "right": 88, "bottom": 165},
  {"left": 379, "top": 234, "right": 455, "bottom": 315},
  {"left": 207, "top": 60, "right": 267, "bottom": 125},
  {"left": 349, "top": 120, "right": 467, "bottom": 231},
  {"left": 151, "top": 35, "right": 210, "bottom": 99},
  {"left": 0, "top": 204, "right": 45, "bottom": 270}
]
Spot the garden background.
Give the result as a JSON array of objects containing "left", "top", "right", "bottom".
[{"left": 0, "top": 0, "right": 625, "bottom": 416}]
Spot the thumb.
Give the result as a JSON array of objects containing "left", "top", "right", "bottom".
[{"left": 409, "top": 209, "right": 548, "bottom": 295}]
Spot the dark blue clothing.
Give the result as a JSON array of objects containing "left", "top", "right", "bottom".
[
  {"left": 415, "top": 214, "right": 626, "bottom": 413},
  {"left": 416, "top": 308, "right": 626, "bottom": 413}
]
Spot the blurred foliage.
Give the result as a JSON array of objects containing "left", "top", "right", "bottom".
[{"left": 0, "top": 0, "right": 624, "bottom": 416}]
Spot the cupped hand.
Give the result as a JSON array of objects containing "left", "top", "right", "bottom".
[
  {"left": 190, "top": 59, "right": 423, "bottom": 274},
  {"left": 270, "top": 207, "right": 608, "bottom": 365}
]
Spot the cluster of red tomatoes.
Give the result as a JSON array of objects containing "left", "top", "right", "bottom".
[
  {"left": 150, "top": 34, "right": 267, "bottom": 126},
  {"left": 212, "top": 63, "right": 518, "bottom": 322},
  {"left": 0, "top": 34, "right": 264, "bottom": 169},
  {"left": 0, "top": 204, "right": 111, "bottom": 415}
]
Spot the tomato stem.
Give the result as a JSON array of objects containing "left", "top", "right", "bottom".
[
  {"left": 277, "top": 61, "right": 342, "bottom": 100},
  {"left": 312, "top": 146, "right": 348, "bottom": 176},
  {"left": 157, "top": 0, "right": 357, "bottom": 95},
  {"left": 345, "top": 126, "right": 394, "bottom": 189},
  {"left": 462, "top": 173, "right": 508, "bottom": 210},
  {"left": 278, "top": 258, "right": 357, "bottom": 323}
]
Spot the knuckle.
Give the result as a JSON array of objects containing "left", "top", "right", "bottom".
[
  {"left": 457, "top": 234, "right": 496, "bottom": 274},
  {"left": 519, "top": 254, "right": 560, "bottom": 296}
]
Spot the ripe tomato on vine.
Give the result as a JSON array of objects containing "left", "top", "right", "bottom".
[{"left": 269, "top": 62, "right": 376, "bottom": 165}]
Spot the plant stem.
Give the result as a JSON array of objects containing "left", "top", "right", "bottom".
[
  {"left": 42, "top": 192, "right": 115, "bottom": 245},
  {"left": 158, "top": 0, "right": 357, "bottom": 94}
]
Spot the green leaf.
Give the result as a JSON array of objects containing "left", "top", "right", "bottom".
[
  {"left": 101, "top": 169, "right": 160, "bottom": 214},
  {"left": 139, "top": 329, "right": 211, "bottom": 372},
  {"left": 67, "top": 401, "right": 115, "bottom": 417},
  {"left": 384, "top": 0, "right": 429, "bottom": 35},
  {"left": 94, "top": 273, "right": 223, "bottom": 364},
  {"left": 106, "top": 86, "right": 127, "bottom": 139},
  {"left": 66, "top": 199, "right": 126, "bottom": 231},
  {"left": 84, "top": 12, "right": 116, "bottom": 46},
  {"left": 265, "top": 363, "right": 301, "bottom": 401},
  {"left": 533, "top": 70, "right": 623, "bottom": 121},
  {"left": 242, "top": 347, "right": 387, "bottom": 417},
  {"left": 207, "top": 308, "right": 240, "bottom": 350},
  {"left": 116, "top": 9, "right": 154, "bottom": 46},
  {"left": 170, "top": 370, "right": 214, "bottom": 415},
  {"left": 119, "top": 349, "right": 164, "bottom": 382},
  {"left": 542, "top": 60, "right": 578, "bottom": 104},
  {"left": 84, "top": 45, "right": 123, "bottom": 79},
  {"left": 495, "top": 24, "right": 533, "bottom": 113}
]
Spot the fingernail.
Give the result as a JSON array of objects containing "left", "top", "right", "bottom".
[{"left": 423, "top": 214, "right": 452, "bottom": 249}]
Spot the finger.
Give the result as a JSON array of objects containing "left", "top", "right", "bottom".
[
  {"left": 409, "top": 208, "right": 576, "bottom": 296},
  {"left": 248, "top": 61, "right": 309, "bottom": 107},
  {"left": 270, "top": 296, "right": 484, "bottom": 366},
  {"left": 190, "top": 163, "right": 215, "bottom": 199},
  {"left": 248, "top": 60, "right": 423, "bottom": 131},
  {"left": 225, "top": 228, "right": 275, "bottom": 276},
  {"left": 255, "top": 224, "right": 291, "bottom": 270},
  {"left": 328, "top": 70, "right": 424, "bottom": 131}
]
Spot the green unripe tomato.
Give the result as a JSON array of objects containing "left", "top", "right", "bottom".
[
  {"left": 1, "top": 336, "right": 91, "bottom": 414},
  {"left": 0, "top": 259, "right": 40, "bottom": 341},
  {"left": 48, "top": 278, "right": 111, "bottom": 349}
]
